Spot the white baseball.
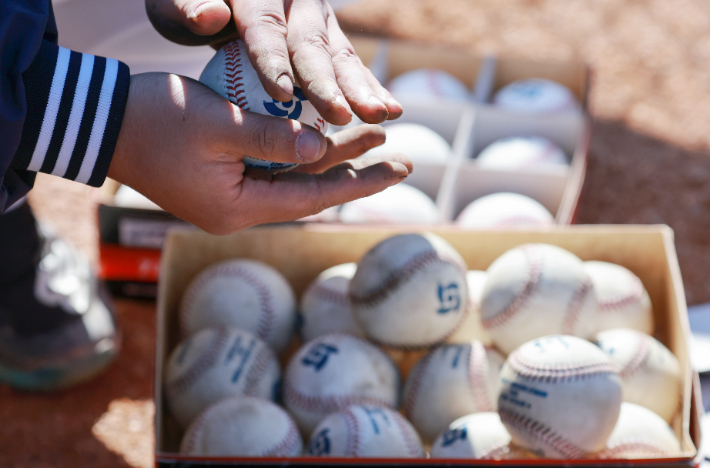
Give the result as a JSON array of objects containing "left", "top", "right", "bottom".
[
  {"left": 113, "top": 185, "right": 161, "bottom": 210},
  {"left": 386, "top": 69, "right": 470, "bottom": 101},
  {"left": 363, "top": 123, "right": 453, "bottom": 164},
  {"left": 430, "top": 412, "right": 511, "bottom": 459},
  {"left": 339, "top": 183, "right": 440, "bottom": 225},
  {"left": 595, "top": 329, "right": 682, "bottom": 422},
  {"left": 199, "top": 39, "right": 328, "bottom": 171},
  {"left": 584, "top": 261, "right": 653, "bottom": 335},
  {"left": 480, "top": 243, "right": 597, "bottom": 355},
  {"left": 597, "top": 402, "right": 681, "bottom": 459},
  {"left": 299, "top": 263, "right": 364, "bottom": 342},
  {"left": 475, "top": 136, "right": 569, "bottom": 171},
  {"left": 164, "top": 327, "right": 280, "bottom": 428},
  {"left": 283, "top": 334, "right": 400, "bottom": 434},
  {"left": 307, "top": 405, "right": 424, "bottom": 458},
  {"left": 493, "top": 78, "right": 578, "bottom": 113},
  {"left": 448, "top": 270, "right": 489, "bottom": 344},
  {"left": 498, "top": 335, "right": 623, "bottom": 459},
  {"left": 180, "top": 259, "right": 297, "bottom": 354},
  {"left": 402, "top": 340, "right": 504, "bottom": 442},
  {"left": 350, "top": 232, "right": 469, "bottom": 347},
  {"left": 456, "top": 192, "right": 555, "bottom": 229},
  {"left": 180, "top": 396, "right": 302, "bottom": 457}
]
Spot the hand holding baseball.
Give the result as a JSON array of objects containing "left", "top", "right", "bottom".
[
  {"left": 108, "top": 73, "right": 411, "bottom": 235},
  {"left": 145, "top": 0, "right": 402, "bottom": 125}
]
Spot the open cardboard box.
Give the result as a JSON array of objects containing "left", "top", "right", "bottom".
[
  {"left": 154, "top": 224, "right": 702, "bottom": 467},
  {"left": 341, "top": 35, "right": 591, "bottom": 225}
]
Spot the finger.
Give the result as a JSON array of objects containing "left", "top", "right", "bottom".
[
  {"left": 201, "top": 87, "right": 328, "bottom": 163},
  {"left": 293, "top": 124, "right": 386, "bottom": 174},
  {"left": 325, "top": 9, "right": 399, "bottom": 123},
  {"left": 235, "top": 158, "right": 410, "bottom": 227},
  {"left": 287, "top": 0, "right": 353, "bottom": 126},
  {"left": 231, "top": 0, "right": 294, "bottom": 102},
  {"left": 145, "top": 0, "right": 232, "bottom": 45}
]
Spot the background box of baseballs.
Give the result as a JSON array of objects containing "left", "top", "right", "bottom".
[
  {"left": 154, "top": 224, "right": 701, "bottom": 466},
  {"left": 346, "top": 35, "right": 590, "bottom": 224}
]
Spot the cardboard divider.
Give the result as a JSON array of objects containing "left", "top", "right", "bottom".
[{"left": 155, "top": 224, "right": 700, "bottom": 466}]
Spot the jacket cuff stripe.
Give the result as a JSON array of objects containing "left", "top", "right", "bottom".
[{"left": 26, "top": 46, "right": 71, "bottom": 172}]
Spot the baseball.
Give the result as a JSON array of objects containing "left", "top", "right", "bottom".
[
  {"left": 164, "top": 327, "right": 280, "bottom": 428},
  {"left": 475, "top": 136, "right": 569, "bottom": 171},
  {"left": 595, "top": 328, "right": 682, "bottom": 422},
  {"left": 363, "top": 123, "right": 453, "bottom": 165},
  {"left": 338, "top": 183, "right": 440, "bottom": 225},
  {"left": 113, "top": 185, "right": 160, "bottom": 210},
  {"left": 180, "top": 396, "right": 302, "bottom": 457},
  {"left": 498, "top": 335, "right": 623, "bottom": 459},
  {"left": 283, "top": 333, "right": 400, "bottom": 434},
  {"left": 493, "top": 78, "right": 578, "bottom": 113},
  {"left": 200, "top": 39, "right": 328, "bottom": 171},
  {"left": 447, "top": 270, "right": 489, "bottom": 344},
  {"left": 402, "top": 340, "right": 504, "bottom": 442},
  {"left": 386, "top": 68, "right": 470, "bottom": 101},
  {"left": 480, "top": 243, "right": 597, "bottom": 355},
  {"left": 597, "top": 402, "right": 681, "bottom": 459},
  {"left": 584, "top": 261, "right": 653, "bottom": 334},
  {"left": 180, "top": 259, "right": 297, "bottom": 354},
  {"left": 429, "top": 412, "right": 511, "bottom": 459},
  {"left": 455, "top": 192, "right": 555, "bottom": 229},
  {"left": 299, "top": 263, "right": 364, "bottom": 342},
  {"left": 307, "top": 405, "right": 424, "bottom": 458},
  {"left": 350, "top": 232, "right": 469, "bottom": 347}
]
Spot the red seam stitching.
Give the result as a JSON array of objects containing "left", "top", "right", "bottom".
[
  {"left": 391, "top": 409, "right": 423, "bottom": 456},
  {"left": 402, "top": 351, "right": 433, "bottom": 417},
  {"left": 498, "top": 408, "right": 590, "bottom": 459},
  {"left": 340, "top": 408, "right": 360, "bottom": 456},
  {"left": 561, "top": 276, "right": 593, "bottom": 335},
  {"left": 482, "top": 244, "right": 544, "bottom": 330},
  {"left": 261, "top": 414, "right": 301, "bottom": 456},
  {"left": 508, "top": 351, "right": 619, "bottom": 383},
  {"left": 223, "top": 41, "right": 250, "bottom": 111},
  {"left": 307, "top": 282, "right": 350, "bottom": 308},
  {"left": 597, "top": 276, "right": 644, "bottom": 312},
  {"left": 469, "top": 341, "right": 495, "bottom": 411},
  {"left": 599, "top": 440, "right": 670, "bottom": 458},
  {"left": 283, "top": 377, "right": 394, "bottom": 414},
  {"left": 243, "top": 344, "right": 275, "bottom": 396},
  {"left": 618, "top": 333, "right": 649, "bottom": 378}
]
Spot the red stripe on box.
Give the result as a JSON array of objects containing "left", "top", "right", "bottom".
[{"left": 99, "top": 243, "right": 161, "bottom": 282}]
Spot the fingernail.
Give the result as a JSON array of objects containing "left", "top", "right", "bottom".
[
  {"left": 368, "top": 95, "right": 386, "bottom": 109},
  {"left": 296, "top": 132, "right": 322, "bottom": 162},
  {"left": 278, "top": 75, "right": 293, "bottom": 96},
  {"left": 189, "top": 2, "right": 217, "bottom": 19},
  {"left": 335, "top": 94, "right": 352, "bottom": 114}
]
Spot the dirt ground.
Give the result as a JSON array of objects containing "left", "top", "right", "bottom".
[{"left": 4, "top": 1, "right": 710, "bottom": 467}]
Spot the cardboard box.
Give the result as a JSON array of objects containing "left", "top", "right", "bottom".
[{"left": 154, "top": 224, "right": 701, "bottom": 467}]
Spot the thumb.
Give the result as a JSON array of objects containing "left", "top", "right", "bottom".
[{"left": 181, "top": 0, "right": 231, "bottom": 35}]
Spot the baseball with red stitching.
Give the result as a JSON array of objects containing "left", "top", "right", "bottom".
[
  {"left": 180, "top": 396, "right": 303, "bottom": 456},
  {"left": 179, "top": 259, "right": 296, "bottom": 354},
  {"left": 475, "top": 137, "right": 569, "bottom": 171},
  {"left": 386, "top": 69, "right": 471, "bottom": 101},
  {"left": 597, "top": 402, "right": 681, "bottom": 459},
  {"left": 349, "top": 232, "right": 469, "bottom": 347},
  {"left": 402, "top": 340, "right": 504, "bottom": 442},
  {"left": 164, "top": 327, "right": 281, "bottom": 428},
  {"left": 299, "top": 263, "right": 364, "bottom": 342},
  {"left": 493, "top": 78, "right": 579, "bottom": 113},
  {"left": 584, "top": 261, "right": 653, "bottom": 334},
  {"left": 447, "top": 270, "right": 490, "bottom": 344},
  {"left": 307, "top": 405, "right": 424, "bottom": 458},
  {"left": 497, "top": 335, "right": 622, "bottom": 459},
  {"left": 595, "top": 328, "right": 681, "bottom": 422},
  {"left": 338, "top": 183, "right": 441, "bottom": 225},
  {"left": 455, "top": 192, "right": 555, "bottom": 229},
  {"left": 199, "top": 39, "right": 328, "bottom": 172},
  {"left": 429, "top": 412, "right": 513, "bottom": 459},
  {"left": 480, "top": 243, "right": 597, "bottom": 355},
  {"left": 283, "top": 333, "right": 400, "bottom": 435}
]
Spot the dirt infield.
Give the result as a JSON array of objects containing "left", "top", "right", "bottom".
[{"left": 4, "top": 1, "right": 710, "bottom": 466}]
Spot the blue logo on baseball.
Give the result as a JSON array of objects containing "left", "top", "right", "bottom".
[{"left": 263, "top": 87, "right": 308, "bottom": 120}]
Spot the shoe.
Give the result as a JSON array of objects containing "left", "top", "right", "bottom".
[{"left": 0, "top": 202, "right": 120, "bottom": 391}]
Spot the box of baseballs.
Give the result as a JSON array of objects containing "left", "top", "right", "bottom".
[
  {"left": 153, "top": 224, "right": 702, "bottom": 467},
  {"left": 304, "top": 35, "right": 590, "bottom": 227}
]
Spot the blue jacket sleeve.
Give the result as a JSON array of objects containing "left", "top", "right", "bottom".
[{"left": 0, "top": 0, "right": 130, "bottom": 212}]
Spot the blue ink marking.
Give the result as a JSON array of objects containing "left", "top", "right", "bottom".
[
  {"left": 302, "top": 343, "right": 339, "bottom": 371},
  {"left": 224, "top": 335, "right": 256, "bottom": 383},
  {"left": 309, "top": 428, "right": 331, "bottom": 455},
  {"left": 445, "top": 344, "right": 465, "bottom": 368},
  {"left": 363, "top": 407, "right": 390, "bottom": 435},
  {"left": 442, "top": 426, "right": 468, "bottom": 447},
  {"left": 510, "top": 382, "right": 547, "bottom": 398},
  {"left": 263, "top": 87, "right": 307, "bottom": 120},
  {"left": 437, "top": 283, "right": 461, "bottom": 314}
]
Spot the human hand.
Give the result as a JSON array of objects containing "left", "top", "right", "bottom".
[
  {"left": 108, "top": 72, "right": 411, "bottom": 235},
  {"left": 145, "top": 0, "right": 402, "bottom": 126}
]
